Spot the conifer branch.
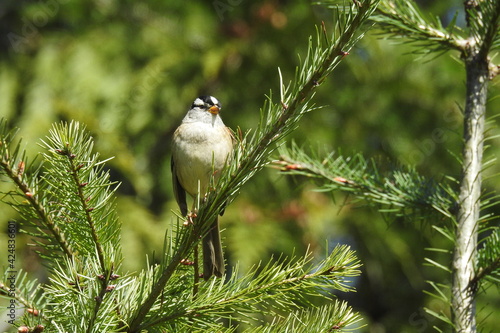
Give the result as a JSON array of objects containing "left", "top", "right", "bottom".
[
  {"left": 62, "top": 141, "right": 111, "bottom": 333},
  {"left": 473, "top": 0, "right": 500, "bottom": 57},
  {"left": 40, "top": 122, "right": 121, "bottom": 259},
  {"left": 474, "top": 253, "right": 500, "bottom": 286},
  {"left": 137, "top": 245, "right": 361, "bottom": 331},
  {"left": 2, "top": 121, "right": 125, "bottom": 331},
  {"left": 247, "top": 302, "right": 362, "bottom": 332},
  {"left": 68, "top": 154, "right": 106, "bottom": 271},
  {"left": 275, "top": 144, "right": 454, "bottom": 220},
  {"left": 39, "top": 122, "right": 122, "bottom": 332},
  {"left": 474, "top": 228, "right": 500, "bottom": 285},
  {"left": 370, "top": 0, "right": 469, "bottom": 55},
  {"left": 463, "top": 0, "right": 500, "bottom": 52},
  {"left": 66, "top": 150, "right": 110, "bottom": 333},
  {"left": 0, "top": 120, "right": 75, "bottom": 259},
  {"left": 125, "top": 226, "right": 199, "bottom": 332},
  {"left": 0, "top": 1, "right": 381, "bottom": 331},
  {"left": 197, "top": 0, "right": 380, "bottom": 246},
  {"left": 126, "top": 2, "right": 379, "bottom": 331},
  {"left": 0, "top": 270, "right": 45, "bottom": 317}
]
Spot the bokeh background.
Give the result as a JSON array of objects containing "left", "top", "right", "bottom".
[{"left": 0, "top": 0, "right": 499, "bottom": 331}]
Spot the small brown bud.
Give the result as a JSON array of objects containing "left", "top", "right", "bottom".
[
  {"left": 106, "top": 285, "right": 116, "bottom": 292},
  {"left": 17, "top": 161, "right": 25, "bottom": 176},
  {"left": 17, "top": 326, "right": 29, "bottom": 333},
  {"left": 33, "top": 324, "right": 45, "bottom": 333},
  {"left": 329, "top": 321, "right": 345, "bottom": 331},
  {"left": 334, "top": 176, "right": 348, "bottom": 183},
  {"left": 339, "top": 50, "right": 349, "bottom": 58},
  {"left": 180, "top": 259, "right": 194, "bottom": 266},
  {"left": 284, "top": 164, "right": 302, "bottom": 170},
  {"left": 27, "top": 308, "right": 39, "bottom": 316},
  {"left": 333, "top": 177, "right": 355, "bottom": 185}
]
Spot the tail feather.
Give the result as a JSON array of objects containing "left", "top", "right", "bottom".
[{"left": 202, "top": 217, "right": 225, "bottom": 279}]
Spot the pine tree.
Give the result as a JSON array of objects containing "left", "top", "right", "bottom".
[{"left": 0, "top": 1, "right": 380, "bottom": 332}]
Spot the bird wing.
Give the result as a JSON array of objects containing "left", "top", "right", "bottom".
[{"left": 171, "top": 157, "right": 188, "bottom": 216}]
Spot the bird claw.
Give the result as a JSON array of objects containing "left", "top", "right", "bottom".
[{"left": 183, "top": 212, "right": 197, "bottom": 226}]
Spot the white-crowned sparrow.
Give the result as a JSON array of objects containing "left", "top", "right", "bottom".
[{"left": 171, "top": 95, "right": 233, "bottom": 279}]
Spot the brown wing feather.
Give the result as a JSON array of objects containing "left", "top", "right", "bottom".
[{"left": 171, "top": 157, "right": 188, "bottom": 216}]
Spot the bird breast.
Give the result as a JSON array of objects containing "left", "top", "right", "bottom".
[{"left": 172, "top": 122, "right": 233, "bottom": 197}]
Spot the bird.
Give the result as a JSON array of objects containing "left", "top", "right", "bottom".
[{"left": 171, "top": 95, "right": 233, "bottom": 279}]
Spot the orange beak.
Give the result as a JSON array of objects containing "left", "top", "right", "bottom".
[{"left": 208, "top": 105, "right": 220, "bottom": 115}]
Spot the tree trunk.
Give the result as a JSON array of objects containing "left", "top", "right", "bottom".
[{"left": 452, "top": 51, "right": 489, "bottom": 333}]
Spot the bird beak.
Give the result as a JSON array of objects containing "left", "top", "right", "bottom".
[{"left": 208, "top": 105, "right": 220, "bottom": 115}]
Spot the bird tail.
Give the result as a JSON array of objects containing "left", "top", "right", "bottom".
[{"left": 202, "top": 217, "right": 225, "bottom": 279}]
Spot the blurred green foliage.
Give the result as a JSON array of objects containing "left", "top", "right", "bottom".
[{"left": 0, "top": 0, "right": 499, "bottom": 331}]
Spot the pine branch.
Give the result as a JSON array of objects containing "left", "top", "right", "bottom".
[
  {"left": 1, "top": 120, "right": 122, "bottom": 270},
  {"left": 274, "top": 143, "right": 454, "bottom": 221},
  {"left": 41, "top": 256, "right": 125, "bottom": 332},
  {"left": 0, "top": 119, "right": 75, "bottom": 259},
  {"left": 0, "top": 269, "right": 50, "bottom": 326},
  {"left": 473, "top": 228, "right": 500, "bottom": 285},
  {"left": 371, "top": 0, "right": 467, "bottom": 54},
  {"left": 372, "top": 0, "right": 500, "bottom": 59},
  {"left": 122, "top": 217, "right": 202, "bottom": 332},
  {"left": 1, "top": 120, "right": 125, "bottom": 332},
  {"left": 134, "top": 245, "right": 361, "bottom": 332},
  {"left": 197, "top": 0, "right": 379, "bottom": 226},
  {"left": 39, "top": 122, "right": 122, "bottom": 332},
  {"left": 108, "top": 261, "right": 187, "bottom": 332},
  {"left": 463, "top": 0, "right": 500, "bottom": 55},
  {"left": 125, "top": 2, "right": 380, "bottom": 331},
  {"left": 39, "top": 122, "right": 121, "bottom": 262},
  {"left": 246, "top": 302, "right": 362, "bottom": 333}
]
